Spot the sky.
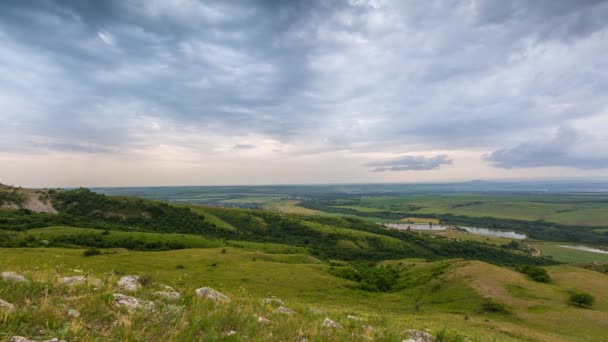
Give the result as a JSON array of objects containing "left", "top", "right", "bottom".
[{"left": 1, "top": 0, "right": 607, "bottom": 187}]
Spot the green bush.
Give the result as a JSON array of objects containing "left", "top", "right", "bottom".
[
  {"left": 517, "top": 265, "right": 551, "bottom": 282},
  {"left": 83, "top": 247, "right": 102, "bottom": 256},
  {"left": 480, "top": 299, "right": 508, "bottom": 313},
  {"left": 569, "top": 292, "right": 594, "bottom": 307}
]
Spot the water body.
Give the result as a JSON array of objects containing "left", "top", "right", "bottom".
[
  {"left": 460, "top": 227, "right": 527, "bottom": 240},
  {"left": 384, "top": 223, "right": 448, "bottom": 231},
  {"left": 557, "top": 245, "right": 608, "bottom": 254},
  {"left": 384, "top": 223, "right": 527, "bottom": 239}
]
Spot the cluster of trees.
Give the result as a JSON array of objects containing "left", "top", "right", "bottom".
[
  {"left": 516, "top": 265, "right": 551, "bottom": 282},
  {"left": 329, "top": 264, "right": 399, "bottom": 292},
  {"left": 0, "top": 188, "right": 26, "bottom": 206}
]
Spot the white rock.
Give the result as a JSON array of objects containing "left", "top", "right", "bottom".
[
  {"left": 67, "top": 309, "right": 80, "bottom": 318},
  {"left": 309, "top": 308, "right": 326, "bottom": 315},
  {"left": 322, "top": 318, "right": 343, "bottom": 329},
  {"left": 117, "top": 276, "right": 141, "bottom": 292},
  {"left": 113, "top": 293, "right": 155, "bottom": 311},
  {"left": 403, "top": 329, "right": 434, "bottom": 342},
  {"left": 274, "top": 306, "right": 296, "bottom": 315},
  {"left": 195, "top": 287, "right": 230, "bottom": 303},
  {"left": 2, "top": 271, "right": 26, "bottom": 283},
  {"left": 0, "top": 298, "right": 15, "bottom": 313},
  {"left": 257, "top": 316, "right": 273, "bottom": 324},
  {"left": 261, "top": 298, "right": 285, "bottom": 305},
  {"left": 225, "top": 330, "right": 237, "bottom": 336},
  {"left": 43, "top": 339, "right": 67, "bottom": 342},
  {"left": 10, "top": 337, "right": 34, "bottom": 342},
  {"left": 59, "top": 276, "right": 86, "bottom": 286},
  {"left": 154, "top": 290, "right": 181, "bottom": 301}
]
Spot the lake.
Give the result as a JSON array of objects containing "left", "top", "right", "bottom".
[
  {"left": 384, "top": 223, "right": 527, "bottom": 239},
  {"left": 557, "top": 245, "right": 608, "bottom": 254}
]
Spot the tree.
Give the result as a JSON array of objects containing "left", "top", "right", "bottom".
[{"left": 569, "top": 292, "right": 594, "bottom": 307}]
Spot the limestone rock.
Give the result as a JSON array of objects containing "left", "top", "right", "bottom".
[
  {"left": 195, "top": 287, "right": 230, "bottom": 303},
  {"left": 59, "top": 276, "right": 87, "bottom": 286},
  {"left": 403, "top": 329, "right": 434, "bottom": 342},
  {"left": 113, "top": 293, "right": 155, "bottom": 311},
  {"left": 274, "top": 306, "right": 296, "bottom": 315},
  {"left": 2, "top": 271, "right": 26, "bottom": 283},
  {"left": 154, "top": 290, "right": 181, "bottom": 301},
  {"left": 322, "top": 318, "right": 343, "bottom": 329},
  {"left": 67, "top": 309, "right": 80, "bottom": 318},
  {"left": 117, "top": 276, "right": 141, "bottom": 292},
  {"left": 0, "top": 298, "right": 15, "bottom": 313},
  {"left": 257, "top": 316, "right": 273, "bottom": 324}
]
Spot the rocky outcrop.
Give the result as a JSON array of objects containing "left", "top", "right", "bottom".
[
  {"left": 117, "top": 276, "right": 141, "bottom": 292},
  {"left": 403, "top": 329, "right": 434, "bottom": 342},
  {"left": 322, "top": 318, "right": 343, "bottom": 329},
  {"left": 195, "top": 287, "right": 230, "bottom": 303},
  {"left": 1, "top": 298, "right": 15, "bottom": 312},
  {"left": 113, "top": 293, "right": 155, "bottom": 311},
  {"left": 2, "top": 271, "right": 26, "bottom": 283},
  {"left": 59, "top": 276, "right": 87, "bottom": 286},
  {"left": 274, "top": 306, "right": 296, "bottom": 315}
]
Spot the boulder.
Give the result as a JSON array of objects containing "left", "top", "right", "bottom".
[
  {"left": 113, "top": 293, "right": 155, "bottom": 311},
  {"left": 67, "top": 309, "right": 80, "bottom": 318},
  {"left": 195, "top": 287, "right": 230, "bottom": 303},
  {"left": 403, "top": 329, "right": 434, "bottom": 342},
  {"left": 154, "top": 290, "right": 181, "bottom": 301},
  {"left": 257, "top": 316, "right": 273, "bottom": 324},
  {"left": 0, "top": 298, "right": 15, "bottom": 313},
  {"left": 2, "top": 271, "right": 26, "bottom": 283},
  {"left": 117, "top": 276, "right": 141, "bottom": 292},
  {"left": 10, "top": 337, "right": 34, "bottom": 342},
  {"left": 274, "top": 306, "right": 296, "bottom": 315},
  {"left": 322, "top": 318, "right": 343, "bottom": 329},
  {"left": 59, "top": 276, "right": 87, "bottom": 286}
]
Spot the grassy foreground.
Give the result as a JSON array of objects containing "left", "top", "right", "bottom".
[{"left": 1, "top": 247, "right": 608, "bottom": 341}]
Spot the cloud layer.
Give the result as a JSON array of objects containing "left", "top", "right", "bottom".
[
  {"left": 368, "top": 155, "right": 453, "bottom": 172},
  {"left": 0, "top": 0, "right": 607, "bottom": 185}
]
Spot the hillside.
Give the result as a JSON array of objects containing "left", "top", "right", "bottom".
[
  {"left": 1, "top": 186, "right": 607, "bottom": 341},
  {"left": 1, "top": 247, "right": 607, "bottom": 341}
]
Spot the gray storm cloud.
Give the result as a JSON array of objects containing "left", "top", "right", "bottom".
[
  {"left": 0, "top": 0, "right": 607, "bottom": 180},
  {"left": 367, "top": 155, "right": 453, "bottom": 172}
]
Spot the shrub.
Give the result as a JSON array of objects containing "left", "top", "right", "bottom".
[
  {"left": 569, "top": 292, "right": 594, "bottom": 307},
  {"left": 83, "top": 247, "right": 102, "bottom": 256},
  {"left": 480, "top": 299, "right": 508, "bottom": 313},
  {"left": 139, "top": 275, "right": 154, "bottom": 287},
  {"left": 517, "top": 265, "right": 551, "bottom": 282}
]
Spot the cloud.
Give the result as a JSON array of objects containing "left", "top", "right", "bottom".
[
  {"left": 484, "top": 126, "right": 608, "bottom": 169},
  {"left": 233, "top": 143, "right": 255, "bottom": 150},
  {"left": 0, "top": 0, "right": 607, "bottom": 185},
  {"left": 367, "top": 155, "right": 453, "bottom": 172}
]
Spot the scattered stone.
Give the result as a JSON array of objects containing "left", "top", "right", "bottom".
[
  {"left": 363, "top": 325, "right": 375, "bottom": 332},
  {"left": 225, "top": 330, "right": 237, "bottom": 336},
  {"left": 195, "top": 287, "right": 230, "bottom": 303},
  {"left": 2, "top": 271, "right": 26, "bottom": 283},
  {"left": 10, "top": 337, "right": 34, "bottom": 342},
  {"left": 347, "top": 315, "right": 366, "bottom": 321},
  {"left": 154, "top": 290, "right": 181, "bottom": 301},
  {"left": 117, "top": 276, "right": 141, "bottom": 292},
  {"left": 274, "top": 306, "right": 296, "bottom": 315},
  {"left": 43, "top": 339, "right": 66, "bottom": 342},
  {"left": 309, "top": 308, "right": 326, "bottom": 315},
  {"left": 160, "top": 284, "right": 175, "bottom": 291},
  {"left": 113, "top": 293, "right": 155, "bottom": 311},
  {"left": 67, "top": 309, "right": 80, "bottom": 318},
  {"left": 322, "top": 318, "right": 343, "bottom": 329},
  {"left": 0, "top": 298, "right": 15, "bottom": 313},
  {"left": 261, "top": 298, "right": 285, "bottom": 306},
  {"left": 257, "top": 316, "right": 273, "bottom": 324},
  {"left": 59, "top": 276, "right": 86, "bottom": 286},
  {"left": 403, "top": 329, "right": 434, "bottom": 342}
]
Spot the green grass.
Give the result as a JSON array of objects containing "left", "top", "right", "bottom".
[{"left": 1, "top": 248, "right": 608, "bottom": 341}]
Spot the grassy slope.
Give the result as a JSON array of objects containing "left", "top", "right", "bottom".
[{"left": 1, "top": 247, "right": 607, "bottom": 341}]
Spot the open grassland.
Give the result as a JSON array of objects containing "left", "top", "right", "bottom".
[
  {"left": 1, "top": 247, "right": 608, "bottom": 341},
  {"left": 338, "top": 194, "right": 608, "bottom": 226},
  {"left": 424, "top": 230, "right": 513, "bottom": 246},
  {"left": 530, "top": 242, "right": 608, "bottom": 263}
]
